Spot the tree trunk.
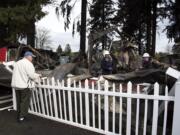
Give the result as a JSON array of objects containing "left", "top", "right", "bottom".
[
  {"left": 146, "top": 0, "right": 152, "bottom": 55},
  {"left": 151, "top": 0, "right": 157, "bottom": 57},
  {"left": 88, "top": 34, "right": 93, "bottom": 74},
  {"left": 138, "top": 28, "right": 142, "bottom": 55},
  {"left": 27, "top": 20, "right": 35, "bottom": 48},
  {"left": 80, "top": 0, "right": 87, "bottom": 55},
  {"left": 102, "top": 0, "right": 106, "bottom": 50}
]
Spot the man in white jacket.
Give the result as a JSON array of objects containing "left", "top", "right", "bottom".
[{"left": 11, "top": 51, "right": 41, "bottom": 122}]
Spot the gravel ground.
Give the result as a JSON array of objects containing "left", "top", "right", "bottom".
[{"left": 0, "top": 110, "right": 102, "bottom": 135}]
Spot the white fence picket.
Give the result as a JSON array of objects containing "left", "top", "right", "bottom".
[
  {"left": 79, "top": 81, "right": 83, "bottom": 124},
  {"left": 104, "top": 81, "right": 109, "bottom": 133},
  {"left": 119, "top": 84, "right": 123, "bottom": 135},
  {"left": 47, "top": 79, "right": 53, "bottom": 116},
  {"left": 92, "top": 81, "right": 95, "bottom": 128},
  {"left": 39, "top": 80, "right": 45, "bottom": 115},
  {"left": 35, "top": 87, "right": 41, "bottom": 113},
  {"left": 151, "top": 83, "right": 159, "bottom": 135},
  {"left": 47, "top": 89, "right": 53, "bottom": 115},
  {"left": 74, "top": 80, "right": 78, "bottom": 123},
  {"left": 44, "top": 85, "right": 49, "bottom": 116},
  {"left": 32, "top": 89, "right": 38, "bottom": 112},
  {"left": 126, "top": 82, "right": 132, "bottom": 135},
  {"left": 52, "top": 78, "right": 58, "bottom": 118},
  {"left": 143, "top": 99, "right": 148, "bottom": 135},
  {"left": 67, "top": 79, "right": 73, "bottom": 121},
  {"left": 62, "top": 80, "right": 67, "bottom": 120},
  {"left": 162, "top": 86, "right": 168, "bottom": 135},
  {"left": 57, "top": 80, "right": 63, "bottom": 119},
  {"left": 41, "top": 79, "right": 49, "bottom": 116},
  {"left": 98, "top": 81, "right": 101, "bottom": 129},
  {"left": 112, "top": 83, "right": 116, "bottom": 133},
  {"left": 30, "top": 97, "right": 34, "bottom": 112},
  {"left": 135, "top": 85, "right": 140, "bottom": 135},
  {"left": 85, "top": 79, "right": 90, "bottom": 126}
]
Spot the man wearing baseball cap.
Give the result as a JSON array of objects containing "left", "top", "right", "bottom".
[{"left": 11, "top": 51, "right": 41, "bottom": 123}]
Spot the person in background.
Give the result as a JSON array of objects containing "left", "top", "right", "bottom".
[
  {"left": 11, "top": 51, "right": 41, "bottom": 123},
  {"left": 101, "top": 50, "right": 113, "bottom": 75},
  {"left": 142, "top": 53, "right": 152, "bottom": 69},
  {"left": 141, "top": 52, "right": 175, "bottom": 69}
]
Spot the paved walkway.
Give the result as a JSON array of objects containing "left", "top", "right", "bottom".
[{"left": 0, "top": 110, "right": 102, "bottom": 135}]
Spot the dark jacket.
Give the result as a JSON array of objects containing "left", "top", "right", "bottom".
[{"left": 101, "top": 57, "right": 113, "bottom": 75}]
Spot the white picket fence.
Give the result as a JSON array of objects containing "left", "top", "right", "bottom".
[{"left": 12, "top": 78, "right": 180, "bottom": 135}]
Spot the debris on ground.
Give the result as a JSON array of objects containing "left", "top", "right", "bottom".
[{"left": 48, "top": 63, "right": 77, "bottom": 81}]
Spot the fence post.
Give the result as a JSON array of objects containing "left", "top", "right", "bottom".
[
  {"left": 12, "top": 88, "right": 16, "bottom": 110},
  {"left": 172, "top": 81, "right": 180, "bottom": 135}
]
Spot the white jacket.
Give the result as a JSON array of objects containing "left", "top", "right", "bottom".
[{"left": 11, "top": 58, "right": 40, "bottom": 89}]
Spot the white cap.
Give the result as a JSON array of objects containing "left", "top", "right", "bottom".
[
  {"left": 103, "top": 50, "right": 110, "bottom": 56},
  {"left": 143, "top": 53, "right": 150, "bottom": 58}
]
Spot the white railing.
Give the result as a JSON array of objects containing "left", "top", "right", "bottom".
[
  {"left": 0, "top": 94, "right": 13, "bottom": 111},
  {"left": 21, "top": 77, "right": 179, "bottom": 135}
]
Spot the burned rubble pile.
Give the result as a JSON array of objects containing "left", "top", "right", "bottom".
[
  {"left": 0, "top": 41, "right": 178, "bottom": 90},
  {"left": 0, "top": 41, "right": 178, "bottom": 135}
]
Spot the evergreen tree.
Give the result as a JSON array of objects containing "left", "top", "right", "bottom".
[
  {"left": 0, "top": 0, "right": 28, "bottom": 7},
  {"left": 89, "top": 0, "right": 115, "bottom": 50},
  {"left": 55, "top": 0, "right": 87, "bottom": 55},
  {"left": 166, "top": 0, "right": 180, "bottom": 43},
  {"left": 114, "top": 0, "right": 170, "bottom": 56},
  {"left": 0, "top": 0, "right": 53, "bottom": 47},
  {"left": 64, "top": 44, "right": 71, "bottom": 55},
  {"left": 114, "top": 0, "right": 148, "bottom": 54},
  {"left": 56, "top": 44, "right": 63, "bottom": 56}
]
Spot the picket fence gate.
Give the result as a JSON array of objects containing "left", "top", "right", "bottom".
[{"left": 12, "top": 78, "right": 180, "bottom": 135}]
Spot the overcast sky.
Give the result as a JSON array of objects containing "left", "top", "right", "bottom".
[
  {"left": 36, "top": 3, "right": 174, "bottom": 53},
  {"left": 36, "top": 3, "right": 81, "bottom": 52}
]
